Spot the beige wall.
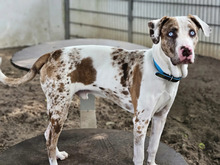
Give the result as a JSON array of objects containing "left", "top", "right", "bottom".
[{"left": 0, "top": 0, "right": 65, "bottom": 48}]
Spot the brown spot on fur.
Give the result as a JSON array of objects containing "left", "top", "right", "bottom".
[
  {"left": 47, "top": 130, "right": 52, "bottom": 147},
  {"left": 148, "top": 22, "right": 154, "bottom": 29},
  {"left": 122, "top": 91, "right": 129, "bottom": 95},
  {"left": 137, "top": 126, "right": 141, "bottom": 130},
  {"left": 137, "top": 130, "right": 142, "bottom": 134},
  {"left": 58, "top": 83, "right": 64, "bottom": 93},
  {"left": 56, "top": 75, "right": 61, "bottom": 80},
  {"left": 111, "top": 48, "right": 145, "bottom": 89},
  {"left": 99, "top": 87, "right": 105, "bottom": 90},
  {"left": 121, "top": 63, "right": 129, "bottom": 87},
  {"left": 52, "top": 83, "right": 55, "bottom": 88},
  {"left": 54, "top": 95, "right": 59, "bottom": 103},
  {"left": 160, "top": 17, "right": 179, "bottom": 58},
  {"left": 52, "top": 49, "right": 62, "bottom": 61},
  {"left": 113, "top": 56, "right": 118, "bottom": 60},
  {"left": 135, "top": 117, "right": 139, "bottom": 123},
  {"left": 129, "top": 65, "right": 142, "bottom": 116},
  {"left": 47, "top": 65, "right": 56, "bottom": 78},
  {"left": 51, "top": 118, "right": 61, "bottom": 134},
  {"left": 32, "top": 53, "right": 50, "bottom": 72},
  {"left": 145, "top": 120, "right": 149, "bottom": 125},
  {"left": 68, "top": 57, "right": 96, "bottom": 85}
]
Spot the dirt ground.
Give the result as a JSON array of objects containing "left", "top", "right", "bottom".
[{"left": 0, "top": 47, "right": 219, "bottom": 165}]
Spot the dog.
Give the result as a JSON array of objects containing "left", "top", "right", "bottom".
[{"left": 0, "top": 15, "right": 210, "bottom": 165}]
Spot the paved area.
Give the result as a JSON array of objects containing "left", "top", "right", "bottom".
[{"left": 0, "top": 129, "right": 187, "bottom": 165}]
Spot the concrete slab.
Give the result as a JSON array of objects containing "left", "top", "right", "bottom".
[
  {"left": 12, "top": 39, "right": 148, "bottom": 70},
  {"left": 80, "top": 110, "right": 97, "bottom": 128},
  {"left": 0, "top": 129, "right": 188, "bottom": 165}
]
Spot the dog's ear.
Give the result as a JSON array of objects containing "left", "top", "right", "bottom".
[
  {"left": 148, "top": 16, "right": 170, "bottom": 44},
  {"left": 188, "top": 14, "right": 211, "bottom": 37}
]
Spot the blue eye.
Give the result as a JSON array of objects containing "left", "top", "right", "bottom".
[
  {"left": 189, "top": 30, "right": 196, "bottom": 37},
  {"left": 168, "top": 31, "right": 174, "bottom": 37}
]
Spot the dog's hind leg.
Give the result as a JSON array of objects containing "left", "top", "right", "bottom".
[{"left": 44, "top": 91, "right": 72, "bottom": 165}]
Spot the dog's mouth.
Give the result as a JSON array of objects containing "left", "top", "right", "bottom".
[
  {"left": 181, "top": 58, "right": 193, "bottom": 64},
  {"left": 171, "top": 56, "right": 194, "bottom": 65}
]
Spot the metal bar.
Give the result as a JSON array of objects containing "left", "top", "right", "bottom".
[
  {"left": 70, "top": 21, "right": 128, "bottom": 33},
  {"left": 70, "top": 8, "right": 128, "bottom": 17},
  {"left": 128, "top": 0, "right": 134, "bottom": 42},
  {"left": 133, "top": 0, "right": 220, "bottom": 7},
  {"left": 199, "top": 41, "right": 220, "bottom": 46},
  {"left": 133, "top": 15, "right": 220, "bottom": 27},
  {"left": 64, "top": 0, "right": 70, "bottom": 39}
]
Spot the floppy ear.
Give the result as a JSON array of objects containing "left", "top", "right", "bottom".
[
  {"left": 148, "top": 16, "right": 170, "bottom": 44},
  {"left": 188, "top": 14, "right": 211, "bottom": 37}
]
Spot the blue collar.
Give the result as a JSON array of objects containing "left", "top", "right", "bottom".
[{"left": 153, "top": 59, "right": 182, "bottom": 82}]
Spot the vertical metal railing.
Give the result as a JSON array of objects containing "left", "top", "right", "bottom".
[
  {"left": 128, "top": 0, "right": 134, "bottom": 42},
  {"left": 64, "top": 0, "right": 70, "bottom": 39}
]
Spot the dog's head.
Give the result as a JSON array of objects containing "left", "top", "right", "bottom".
[{"left": 148, "top": 15, "right": 211, "bottom": 65}]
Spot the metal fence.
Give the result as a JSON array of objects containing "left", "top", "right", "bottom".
[{"left": 65, "top": 0, "right": 220, "bottom": 59}]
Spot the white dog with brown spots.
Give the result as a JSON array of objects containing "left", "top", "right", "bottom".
[{"left": 0, "top": 15, "right": 210, "bottom": 165}]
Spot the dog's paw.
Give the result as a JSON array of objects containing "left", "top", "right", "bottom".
[{"left": 56, "top": 151, "right": 68, "bottom": 160}]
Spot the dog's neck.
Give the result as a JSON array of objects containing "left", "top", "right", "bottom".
[{"left": 152, "top": 43, "right": 188, "bottom": 78}]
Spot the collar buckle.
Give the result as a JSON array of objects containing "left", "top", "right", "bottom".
[{"left": 169, "top": 76, "right": 174, "bottom": 81}]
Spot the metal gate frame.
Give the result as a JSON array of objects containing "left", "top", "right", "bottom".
[
  {"left": 64, "top": 0, "right": 220, "bottom": 59},
  {"left": 64, "top": 0, "right": 134, "bottom": 42}
]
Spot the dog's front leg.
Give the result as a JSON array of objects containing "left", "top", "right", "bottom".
[
  {"left": 147, "top": 109, "right": 169, "bottom": 165},
  {"left": 133, "top": 113, "right": 151, "bottom": 165}
]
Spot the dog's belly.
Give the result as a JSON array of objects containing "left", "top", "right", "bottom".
[{"left": 76, "top": 88, "right": 134, "bottom": 113}]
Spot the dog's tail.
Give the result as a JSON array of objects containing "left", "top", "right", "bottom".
[{"left": 0, "top": 53, "right": 50, "bottom": 87}]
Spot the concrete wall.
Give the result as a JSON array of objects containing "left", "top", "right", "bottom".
[{"left": 0, "top": 0, "right": 65, "bottom": 48}]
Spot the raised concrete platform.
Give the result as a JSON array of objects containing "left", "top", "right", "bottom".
[
  {"left": 11, "top": 38, "right": 147, "bottom": 70},
  {"left": 0, "top": 129, "right": 187, "bottom": 165}
]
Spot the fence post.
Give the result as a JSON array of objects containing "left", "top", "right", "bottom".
[
  {"left": 64, "top": 0, "right": 70, "bottom": 39},
  {"left": 128, "top": 0, "right": 134, "bottom": 43}
]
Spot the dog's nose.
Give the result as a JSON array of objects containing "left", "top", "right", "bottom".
[{"left": 181, "top": 46, "right": 192, "bottom": 57}]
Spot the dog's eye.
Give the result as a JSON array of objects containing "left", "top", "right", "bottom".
[
  {"left": 168, "top": 31, "right": 174, "bottom": 37},
  {"left": 189, "top": 30, "right": 196, "bottom": 37}
]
